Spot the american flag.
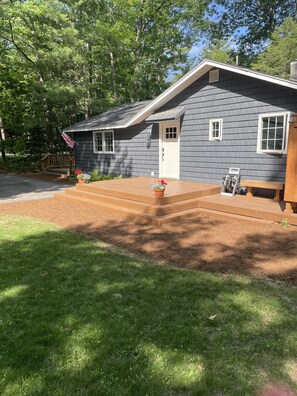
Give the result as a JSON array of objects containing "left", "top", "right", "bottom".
[{"left": 60, "top": 130, "right": 76, "bottom": 149}]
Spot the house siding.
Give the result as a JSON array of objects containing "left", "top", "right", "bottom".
[
  {"left": 74, "top": 123, "right": 159, "bottom": 177},
  {"left": 160, "top": 69, "right": 297, "bottom": 183},
  {"left": 74, "top": 69, "right": 297, "bottom": 183}
]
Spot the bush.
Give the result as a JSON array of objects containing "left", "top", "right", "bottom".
[
  {"left": 67, "top": 169, "right": 121, "bottom": 183},
  {"left": 90, "top": 169, "right": 121, "bottom": 182},
  {"left": 0, "top": 155, "right": 41, "bottom": 173}
]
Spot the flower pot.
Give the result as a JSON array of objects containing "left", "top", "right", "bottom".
[
  {"left": 154, "top": 189, "right": 165, "bottom": 198},
  {"left": 77, "top": 178, "right": 85, "bottom": 184}
]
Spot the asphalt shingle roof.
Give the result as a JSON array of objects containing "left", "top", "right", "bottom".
[{"left": 63, "top": 100, "right": 151, "bottom": 132}]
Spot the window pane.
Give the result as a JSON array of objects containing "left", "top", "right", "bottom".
[
  {"left": 262, "top": 141, "right": 267, "bottom": 150},
  {"left": 212, "top": 122, "right": 219, "bottom": 138},
  {"left": 276, "top": 116, "right": 284, "bottom": 128},
  {"left": 269, "top": 118, "right": 276, "bottom": 128},
  {"left": 262, "top": 118, "right": 269, "bottom": 128},
  {"left": 104, "top": 132, "right": 114, "bottom": 152},
  {"left": 262, "top": 129, "right": 268, "bottom": 140},
  {"left": 276, "top": 127, "right": 283, "bottom": 139},
  {"left": 96, "top": 133, "right": 103, "bottom": 151},
  {"left": 275, "top": 140, "right": 283, "bottom": 150},
  {"left": 268, "top": 140, "right": 275, "bottom": 150}
]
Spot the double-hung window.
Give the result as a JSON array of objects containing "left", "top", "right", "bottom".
[
  {"left": 209, "top": 119, "right": 223, "bottom": 141},
  {"left": 257, "top": 113, "right": 289, "bottom": 154},
  {"left": 93, "top": 130, "right": 114, "bottom": 153}
]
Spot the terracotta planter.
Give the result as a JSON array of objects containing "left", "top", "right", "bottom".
[
  {"left": 154, "top": 189, "right": 165, "bottom": 198},
  {"left": 77, "top": 178, "right": 85, "bottom": 184}
]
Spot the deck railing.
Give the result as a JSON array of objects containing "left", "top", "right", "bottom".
[{"left": 41, "top": 153, "right": 75, "bottom": 175}]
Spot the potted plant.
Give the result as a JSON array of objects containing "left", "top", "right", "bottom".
[
  {"left": 151, "top": 179, "right": 167, "bottom": 198},
  {"left": 75, "top": 169, "right": 91, "bottom": 184}
]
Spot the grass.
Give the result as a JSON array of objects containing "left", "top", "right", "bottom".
[{"left": 0, "top": 215, "right": 297, "bottom": 395}]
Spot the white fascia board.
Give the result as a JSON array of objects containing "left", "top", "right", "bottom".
[
  {"left": 126, "top": 60, "right": 213, "bottom": 127},
  {"left": 68, "top": 59, "right": 297, "bottom": 132},
  {"left": 126, "top": 59, "right": 297, "bottom": 128},
  {"left": 65, "top": 125, "right": 126, "bottom": 132}
]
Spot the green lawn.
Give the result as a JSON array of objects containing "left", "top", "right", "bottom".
[{"left": 0, "top": 215, "right": 297, "bottom": 396}]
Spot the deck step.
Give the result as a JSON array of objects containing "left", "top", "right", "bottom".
[
  {"left": 56, "top": 193, "right": 200, "bottom": 225},
  {"left": 45, "top": 167, "right": 69, "bottom": 178},
  {"left": 75, "top": 183, "right": 220, "bottom": 205},
  {"left": 197, "top": 197, "right": 286, "bottom": 223},
  {"left": 64, "top": 187, "right": 200, "bottom": 216}
]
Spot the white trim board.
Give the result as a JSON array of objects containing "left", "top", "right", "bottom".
[
  {"left": 126, "top": 59, "right": 297, "bottom": 128},
  {"left": 66, "top": 59, "right": 297, "bottom": 132}
]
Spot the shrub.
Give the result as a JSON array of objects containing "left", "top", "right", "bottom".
[{"left": 0, "top": 155, "right": 40, "bottom": 173}]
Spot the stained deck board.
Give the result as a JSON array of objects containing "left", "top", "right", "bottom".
[
  {"left": 197, "top": 194, "right": 297, "bottom": 225},
  {"left": 56, "top": 177, "right": 297, "bottom": 225}
]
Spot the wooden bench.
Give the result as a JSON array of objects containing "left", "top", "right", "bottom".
[{"left": 241, "top": 180, "right": 284, "bottom": 201}]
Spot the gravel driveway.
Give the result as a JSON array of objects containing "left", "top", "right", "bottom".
[{"left": 0, "top": 173, "right": 71, "bottom": 203}]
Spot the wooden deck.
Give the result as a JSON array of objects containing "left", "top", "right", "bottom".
[
  {"left": 197, "top": 193, "right": 297, "bottom": 225},
  {"left": 55, "top": 177, "right": 297, "bottom": 225}
]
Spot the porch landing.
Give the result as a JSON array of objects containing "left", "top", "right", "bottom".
[
  {"left": 56, "top": 177, "right": 220, "bottom": 224},
  {"left": 55, "top": 177, "right": 297, "bottom": 225}
]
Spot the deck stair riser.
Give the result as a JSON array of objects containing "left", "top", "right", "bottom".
[
  {"left": 56, "top": 193, "right": 200, "bottom": 225},
  {"left": 64, "top": 188, "right": 201, "bottom": 216},
  {"left": 197, "top": 197, "right": 297, "bottom": 224},
  {"left": 55, "top": 178, "right": 222, "bottom": 225},
  {"left": 75, "top": 183, "right": 220, "bottom": 205}
]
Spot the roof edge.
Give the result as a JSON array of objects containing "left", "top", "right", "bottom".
[{"left": 126, "top": 59, "right": 297, "bottom": 127}]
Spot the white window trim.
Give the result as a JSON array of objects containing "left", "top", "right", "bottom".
[
  {"left": 93, "top": 130, "right": 114, "bottom": 154},
  {"left": 257, "top": 112, "right": 289, "bottom": 154},
  {"left": 209, "top": 118, "right": 223, "bottom": 141}
]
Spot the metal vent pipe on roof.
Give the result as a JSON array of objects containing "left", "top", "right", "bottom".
[{"left": 290, "top": 60, "right": 297, "bottom": 81}]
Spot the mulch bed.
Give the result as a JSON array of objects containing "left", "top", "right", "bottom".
[{"left": 1, "top": 195, "right": 297, "bottom": 285}]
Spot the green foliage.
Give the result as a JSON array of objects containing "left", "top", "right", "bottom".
[
  {"left": 89, "top": 169, "right": 118, "bottom": 182},
  {"left": 0, "top": 215, "right": 297, "bottom": 395},
  {"left": 252, "top": 18, "right": 297, "bottom": 78},
  {"left": 281, "top": 218, "right": 290, "bottom": 230},
  {"left": 207, "top": 0, "right": 297, "bottom": 65},
  {"left": 0, "top": 0, "right": 208, "bottom": 156},
  {"left": 0, "top": 155, "right": 41, "bottom": 173},
  {"left": 68, "top": 169, "right": 121, "bottom": 183},
  {"left": 201, "top": 39, "right": 235, "bottom": 64}
]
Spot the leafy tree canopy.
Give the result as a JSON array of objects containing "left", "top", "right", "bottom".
[
  {"left": 252, "top": 17, "right": 297, "bottom": 78},
  {"left": 207, "top": 0, "right": 297, "bottom": 65}
]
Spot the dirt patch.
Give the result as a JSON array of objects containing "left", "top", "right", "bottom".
[{"left": 1, "top": 197, "right": 297, "bottom": 284}]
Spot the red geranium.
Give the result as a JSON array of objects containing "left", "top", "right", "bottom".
[
  {"left": 159, "top": 179, "right": 167, "bottom": 186},
  {"left": 74, "top": 169, "right": 83, "bottom": 175}
]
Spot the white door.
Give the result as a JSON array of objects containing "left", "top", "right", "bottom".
[{"left": 159, "top": 122, "right": 180, "bottom": 179}]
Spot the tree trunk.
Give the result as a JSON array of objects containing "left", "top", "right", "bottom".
[
  {"left": 109, "top": 49, "right": 117, "bottom": 102},
  {"left": 0, "top": 117, "right": 7, "bottom": 162}
]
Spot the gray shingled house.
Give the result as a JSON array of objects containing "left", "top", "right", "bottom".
[{"left": 63, "top": 59, "right": 297, "bottom": 184}]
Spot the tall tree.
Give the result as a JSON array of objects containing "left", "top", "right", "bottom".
[
  {"left": 0, "top": 0, "right": 210, "bottom": 155},
  {"left": 201, "top": 39, "right": 234, "bottom": 63},
  {"left": 252, "top": 17, "right": 297, "bottom": 78},
  {"left": 207, "top": 0, "right": 297, "bottom": 65}
]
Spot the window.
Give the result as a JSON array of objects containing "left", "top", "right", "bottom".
[
  {"left": 257, "top": 113, "right": 289, "bottom": 154},
  {"left": 165, "top": 126, "right": 177, "bottom": 140},
  {"left": 209, "top": 119, "right": 223, "bottom": 141},
  {"left": 93, "top": 130, "right": 114, "bottom": 153}
]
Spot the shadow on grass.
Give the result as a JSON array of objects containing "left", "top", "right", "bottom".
[{"left": 0, "top": 217, "right": 297, "bottom": 395}]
